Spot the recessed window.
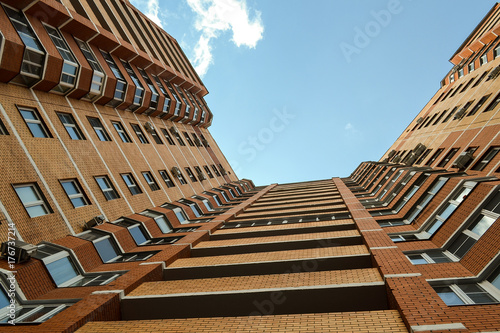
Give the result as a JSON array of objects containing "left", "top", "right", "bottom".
[
  {"left": 141, "top": 210, "right": 172, "bottom": 233},
  {"left": 131, "top": 123, "right": 149, "bottom": 144},
  {"left": 121, "top": 61, "right": 144, "bottom": 111},
  {"left": 471, "top": 147, "right": 500, "bottom": 171},
  {"left": 407, "top": 251, "right": 452, "bottom": 265},
  {"left": 60, "top": 179, "right": 90, "bottom": 208},
  {"left": 100, "top": 51, "right": 127, "bottom": 107},
  {"left": 45, "top": 25, "right": 79, "bottom": 94},
  {"left": 484, "top": 92, "right": 500, "bottom": 112},
  {"left": 437, "top": 148, "right": 459, "bottom": 168},
  {"left": 204, "top": 165, "right": 214, "bottom": 178},
  {"left": 75, "top": 39, "right": 105, "bottom": 100},
  {"left": 150, "top": 128, "right": 163, "bottom": 144},
  {"left": 121, "top": 173, "right": 142, "bottom": 195},
  {"left": 212, "top": 164, "right": 221, "bottom": 177},
  {"left": 95, "top": 175, "right": 119, "bottom": 200},
  {"left": 18, "top": 107, "right": 51, "bottom": 138},
  {"left": 425, "top": 148, "right": 444, "bottom": 166},
  {"left": 160, "top": 128, "right": 175, "bottom": 145},
  {"left": 57, "top": 112, "right": 85, "bottom": 140},
  {"left": 192, "top": 133, "right": 202, "bottom": 147},
  {"left": 170, "top": 128, "right": 185, "bottom": 146},
  {"left": 142, "top": 171, "right": 160, "bottom": 191},
  {"left": 194, "top": 166, "right": 206, "bottom": 180},
  {"left": 0, "top": 118, "right": 9, "bottom": 135},
  {"left": 88, "top": 117, "right": 111, "bottom": 141},
  {"left": 152, "top": 75, "right": 170, "bottom": 114},
  {"left": 184, "top": 167, "right": 197, "bottom": 182},
  {"left": 200, "top": 133, "right": 210, "bottom": 147},
  {"left": 112, "top": 121, "right": 132, "bottom": 143},
  {"left": 435, "top": 284, "right": 497, "bottom": 306},
  {"left": 467, "top": 94, "right": 491, "bottom": 116},
  {"left": 183, "top": 132, "right": 195, "bottom": 146},
  {"left": 4, "top": 6, "right": 46, "bottom": 86},
  {"left": 138, "top": 68, "right": 158, "bottom": 111},
  {"left": 159, "top": 170, "right": 175, "bottom": 188},
  {"left": 13, "top": 183, "right": 52, "bottom": 218}
]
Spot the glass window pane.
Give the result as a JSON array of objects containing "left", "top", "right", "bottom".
[
  {"left": 129, "top": 226, "right": 147, "bottom": 245},
  {"left": 0, "top": 288, "right": 10, "bottom": 310},
  {"left": 61, "top": 181, "right": 79, "bottom": 195},
  {"left": 96, "top": 177, "right": 109, "bottom": 189},
  {"left": 439, "top": 204, "right": 457, "bottom": 220},
  {"left": 408, "top": 255, "right": 427, "bottom": 265},
  {"left": 175, "top": 210, "right": 187, "bottom": 223},
  {"left": 435, "top": 287, "right": 465, "bottom": 305},
  {"left": 155, "top": 217, "right": 172, "bottom": 233},
  {"left": 46, "top": 257, "right": 78, "bottom": 286},
  {"left": 94, "top": 238, "right": 119, "bottom": 263},
  {"left": 27, "top": 123, "right": 47, "bottom": 138},
  {"left": 15, "top": 185, "right": 39, "bottom": 202},
  {"left": 70, "top": 197, "right": 86, "bottom": 208},
  {"left": 469, "top": 215, "right": 495, "bottom": 237},
  {"left": 427, "top": 219, "right": 443, "bottom": 235}
]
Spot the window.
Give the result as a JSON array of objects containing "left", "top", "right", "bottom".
[
  {"left": 472, "top": 71, "right": 489, "bottom": 88},
  {"left": 60, "top": 179, "right": 89, "bottom": 208},
  {"left": 192, "top": 133, "right": 202, "bottom": 146},
  {"left": 194, "top": 166, "right": 206, "bottom": 180},
  {"left": 172, "top": 167, "right": 187, "bottom": 185},
  {"left": 13, "top": 183, "right": 52, "bottom": 218},
  {"left": 95, "top": 176, "right": 119, "bottom": 200},
  {"left": 45, "top": 25, "right": 78, "bottom": 94},
  {"left": 379, "top": 220, "right": 405, "bottom": 227},
  {"left": 150, "top": 128, "right": 163, "bottom": 144},
  {"left": 34, "top": 244, "right": 121, "bottom": 287},
  {"left": 75, "top": 39, "right": 104, "bottom": 100},
  {"left": 212, "top": 164, "right": 221, "bottom": 177},
  {"left": 165, "top": 80, "right": 182, "bottom": 116},
  {"left": 425, "top": 184, "right": 473, "bottom": 237},
  {"left": 121, "top": 173, "right": 142, "bottom": 195},
  {"left": 159, "top": 170, "right": 175, "bottom": 188},
  {"left": 0, "top": 118, "right": 7, "bottom": 135},
  {"left": 152, "top": 75, "right": 170, "bottom": 114},
  {"left": 415, "top": 149, "right": 432, "bottom": 165},
  {"left": 200, "top": 133, "right": 210, "bottom": 147},
  {"left": 100, "top": 51, "right": 126, "bottom": 107},
  {"left": 471, "top": 147, "right": 500, "bottom": 171},
  {"left": 183, "top": 132, "right": 195, "bottom": 146},
  {"left": 140, "top": 210, "right": 172, "bottom": 233},
  {"left": 447, "top": 190, "right": 500, "bottom": 259},
  {"left": 204, "top": 165, "right": 214, "bottom": 178},
  {"left": 18, "top": 107, "right": 51, "bottom": 138},
  {"left": 121, "top": 61, "right": 144, "bottom": 110},
  {"left": 142, "top": 171, "right": 160, "bottom": 191},
  {"left": 443, "top": 106, "right": 460, "bottom": 123},
  {"left": 435, "top": 283, "right": 498, "bottom": 306},
  {"left": 4, "top": 6, "right": 46, "bottom": 86},
  {"left": 171, "top": 128, "right": 185, "bottom": 146},
  {"left": 0, "top": 281, "right": 68, "bottom": 323},
  {"left": 407, "top": 251, "right": 452, "bottom": 265},
  {"left": 405, "top": 177, "right": 447, "bottom": 223},
  {"left": 88, "top": 117, "right": 111, "bottom": 141},
  {"left": 184, "top": 167, "right": 197, "bottom": 182},
  {"left": 57, "top": 113, "right": 85, "bottom": 140},
  {"left": 484, "top": 92, "right": 500, "bottom": 112},
  {"left": 426, "top": 148, "right": 444, "bottom": 166},
  {"left": 437, "top": 148, "right": 459, "bottom": 168},
  {"left": 432, "top": 110, "right": 447, "bottom": 125},
  {"left": 179, "top": 200, "right": 203, "bottom": 217},
  {"left": 160, "top": 128, "right": 175, "bottom": 145},
  {"left": 112, "top": 121, "right": 132, "bottom": 143},
  {"left": 138, "top": 68, "right": 158, "bottom": 111},
  {"left": 130, "top": 123, "right": 149, "bottom": 144},
  {"left": 467, "top": 94, "right": 491, "bottom": 116}
]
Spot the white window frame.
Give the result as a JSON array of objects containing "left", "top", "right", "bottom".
[
  {"left": 95, "top": 176, "right": 119, "bottom": 200},
  {"left": 60, "top": 179, "right": 89, "bottom": 208},
  {"left": 13, "top": 183, "right": 51, "bottom": 218}
]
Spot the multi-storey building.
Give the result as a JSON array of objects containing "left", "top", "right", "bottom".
[{"left": 0, "top": 0, "right": 499, "bottom": 332}]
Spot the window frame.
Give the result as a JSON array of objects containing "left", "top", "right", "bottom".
[
  {"left": 94, "top": 175, "right": 120, "bottom": 201},
  {"left": 159, "top": 170, "right": 176, "bottom": 188},
  {"left": 60, "top": 179, "right": 90, "bottom": 208},
  {"left": 57, "top": 112, "right": 85, "bottom": 140},
  {"left": 87, "top": 116, "right": 111, "bottom": 141},
  {"left": 112, "top": 121, "right": 132, "bottom": 143},
  {"left": 13, "top": 183, "right": 52, "bottom": 218},
  {"left": 121, "top": 173, "right": 142, "bottom": 195},
  {"left": 18, "top": 106, "right": 52, "bottom": 138},
  {"left": 130, "top": 123, "right": 149, "bottom": 144},
  {"left": 142, "top": 171, "right": 160, "bottom": 191},
  {"left": 471, "top": 147, "right": 500, "bottom": 171}
]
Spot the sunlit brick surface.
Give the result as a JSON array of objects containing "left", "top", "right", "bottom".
[
  {"left": 128, "top": 268, "right": 382, "bottom": 296},
  {"left": 76, "top": 310, "right": 408, "bottom": 333}
]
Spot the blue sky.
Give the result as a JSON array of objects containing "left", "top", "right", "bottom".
[{"left": 130, "top": 0, "right": 496, "bottom": 186}]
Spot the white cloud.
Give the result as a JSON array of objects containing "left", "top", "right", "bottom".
[
  {"left": 130, "top": 0, "right": 164, "bottom": 27},
  {"left": 345, "top": 123, "right": 353, "bottom": 131},
  {"left": 186, "top": 0, "right": 264, "bottom": 76},
  {"left": 344, "top": 122, "right": 363, "bottom": 140}
]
